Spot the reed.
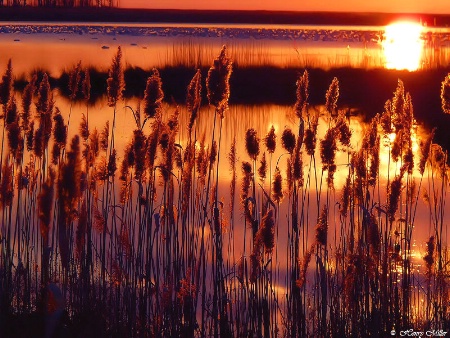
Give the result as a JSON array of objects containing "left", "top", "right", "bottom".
[{"left": 0, "top": 48, "right": 449, "bottom": 338}]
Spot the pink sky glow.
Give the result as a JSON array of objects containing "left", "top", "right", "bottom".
[{"left": 120, "top": 0, "right": 450, "bottom": 14}]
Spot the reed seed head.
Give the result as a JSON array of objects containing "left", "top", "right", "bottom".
[
  {"left": 187, "top": 69, "right": 202, "bottom": 131},
  {"left": 325, "top": 77, "right": 339, "bottom": 115},
  {"left": 106, "top": 46, "right": 125, "bottom": 107},
  {"left": 68, "top": 61, "right": 81, "bottom": 100},
  {"left": 258, "top": 152, "right": 267, "bottom": 182},
  {"left": 264, "top": 125, "right": 277, "bottom": 154},
  {"left": 0, "top": 59, "right": 13, "bottom": 108},
  {"left": 281, "top": 128, "right": 296, "bottom": 154},
  {"left": 294, "top": 70, "right": 309, "bottom": 118},
  {"left": 143, "top": 68, "right": 164, "bottom": 119},
  {"left": 315, "top": 205, "right": 328, "bottom": 246},
  {"left": 206, "top": 45, "right": 232, "bottom": 116},
  {"left": 272, "top": 166, "right": 283, "bottom": 203},
  {"left": 245, "top": 128, "right": 260, "bottom": 160}
]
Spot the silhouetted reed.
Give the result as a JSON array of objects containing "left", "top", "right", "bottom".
[
  {"left": 143, "top": 68, "right": 164, "bottom": 121},
  {"left": 106, "top": 47, "right": 125, "bottom": 108},
  {"left": 206, "top": 45, "right": 232, "bottom": 116},
  {"left": 281, "top": 128, "right": 296, "bottom": 154},
  {"left": 1, "top": 48, "right": 449, "bottom": 338},
  {"left": 245, "top": 128, "right": 260, "bottom": 160}
]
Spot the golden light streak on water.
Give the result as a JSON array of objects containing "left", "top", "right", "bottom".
[{"left": 382, "top": 22, "right": 424, "bottom": 71}]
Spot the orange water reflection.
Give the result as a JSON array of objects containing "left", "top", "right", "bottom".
[{"left": 2, "top": 23, "right": 449, "bottom": 75}]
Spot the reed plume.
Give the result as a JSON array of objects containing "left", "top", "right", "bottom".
[
  {"left": 0, "top": 59, "right": 13, "bottom": 111},
  {"left": 264, "top": 125, "right": 276, "bottom": 153},
  {"left": 0, "top": 162, "right": 13, "bottom": 208},
  {"left": 21, "top": 75, "right": 36, "bottom": 131},
  {"left": 281, "top": 128, "right": 296, "bottom": 154},
  {"left": 296, "top": 247, "right": 313, "bottom": 289},
  {"left": 362, "top": 114, "right": 379, "bottom": 152},
  {"left": 272, "top": 166, "right": 283, "bottom": 203},
  {"left": 294, "top": 70, "right": 309, "bottom": 118},
  {"left": 132, "top": 129, "right": 146, "bottom": 181},
  {"left": 38, "top": 167, "right": 55, "bottom": 237},
  {"left": 256, "top": 209, "right": 275, "bottom": 254},
  {"left": 335, "top": 112, "right": 352, "bottom": 148},
  {"left": 315, "top": 205, "right": 328, "bottom": 246},
  {"left": 106, "top": 46, "right": 125, "bottom": 107},
  {"left": 53, "top": 108, "right": 67, "bottom": 147},
  {"left": 58, "top": 135, "right": 82, "bottom": 220},
  {"left": 320, "top": 127, "right": 337, "bottom": 186},
  {"left": 258, "top": 152, "right": 267, "bottom": 182},
  {"left": 325, "top": 77, "right": 339, "bottom": 115},
  {"left": 419, "top": 128, "right": 435, "bottom": 175},
  {"left": 441, "top": 73, "right": 450, "bottom": 114},
  {"left": 249, "top": 250, "right": 261, "bottom": 284},
  {"left": 79, "top": 113, "right": 89, "bottom": 141},
  {"left": 36, "top": 73, "right": 51, "bottom": 116},
  {"left": 33, "top": 127, "right": 43, "bottom": 158},
  {"left": 206, "top": 45, "right": 232, "bottom": 115},
  {"left": 304, "top": 113, "right": 318, "bottom": 156},
  {"left": 5, "top": 96, "right": 18, "bottom": 126},
  {"left": 245, "top": 128, "right": 260, "bottom": 160},
  {"left": 143, "top": 68, "right": 164, "bottom": 120},
  {"left": 187, "top": 69, "right": 202, "bottom": 131},
  {"left": 87, "top": 128, "right": 100, "bottom": 168},
  {"left": 68, "top": 61, "right": 81, "bottom": 100},
  {"left": 107, "top": 149, "right": 117, "bottom": 177},
  {"left": 430, "top": 144, "right": 446, "bottom": 177},
  {"left": 387, "top": 175, "right": 402, "bottom": 222},
  {"left": 7, "top": 121, "right": 21, "bottom": 155},
  {"left": 81, "top": 68, "right": 91, "bottom": 101},
  {"left": 99, "top": 121, "right": 109, "bottom": 151}
]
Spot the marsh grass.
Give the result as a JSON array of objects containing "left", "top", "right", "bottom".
[{"left": 0, "top": 46, "right": 449, "bottom": 338}]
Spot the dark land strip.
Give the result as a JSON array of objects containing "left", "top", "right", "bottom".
[{"left": 1, "top": 7, "right": 450, "bottom": 27}]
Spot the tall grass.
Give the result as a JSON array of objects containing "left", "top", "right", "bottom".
[{"left": 0, "top": 46, "right": 449, "bottom": 338}]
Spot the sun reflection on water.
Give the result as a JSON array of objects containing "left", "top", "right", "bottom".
[{"left": 382, "top": 22, "right": 424, "bottom": 71}]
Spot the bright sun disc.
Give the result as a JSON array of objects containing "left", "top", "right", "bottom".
[{"left": 382, "top": 22, "right": 424, "bottom": 71}]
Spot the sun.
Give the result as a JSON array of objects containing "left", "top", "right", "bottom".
[{"left": 382, "top": 22, "right": 424, "bottom": 71}]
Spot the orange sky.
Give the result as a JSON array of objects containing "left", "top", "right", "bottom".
[{"left": 120, "top": 0, "right": 450, "bottom": 14}]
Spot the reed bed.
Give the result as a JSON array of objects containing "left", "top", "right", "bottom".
[{"left": 0, "top": 46, "right": 449, "bottom": 338}]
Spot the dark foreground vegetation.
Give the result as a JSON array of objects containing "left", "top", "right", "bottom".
[{"left": 0, "top": 46, "right": 449, "bottom": 337}]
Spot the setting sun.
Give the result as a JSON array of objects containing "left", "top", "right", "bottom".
[{"left": 382, "top": 22, "right": 424, "bottom": 71}]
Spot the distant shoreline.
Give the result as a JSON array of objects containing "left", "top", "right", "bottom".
[{"left": 1, "top": 7, "right": 450, "bottom": 26}]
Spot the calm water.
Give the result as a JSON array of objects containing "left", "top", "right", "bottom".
[
  {"left": 2, "top": 22, "right": 450, "bottom": 74},
  {"left": 1, "top": 22, "right": 449, "bottom": 335}
]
